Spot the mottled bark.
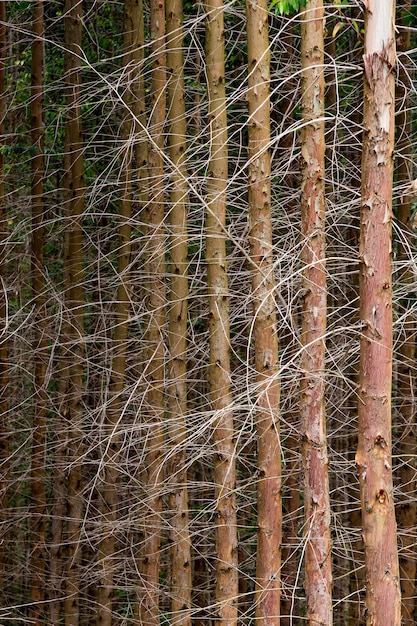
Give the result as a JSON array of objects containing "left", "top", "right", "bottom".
[
  {"left": 204, "top": 0, "right": 238, "bottom": 622},
  {"left": 300, "top": 2, "right": 332, "bottom": 625},
  {"left": 246, "top": 0, "right": 281, "bottom": 623},
  {"left": 356, "top": 1, "right": 401, "bottom": 624},
  {"left": 166, "top": 0, "right": 192, "bottom": 621}
]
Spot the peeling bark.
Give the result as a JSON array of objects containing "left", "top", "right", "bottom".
[
  {"left": 357, "top": 1, "right": 401, "bottom": 624},
  {"left": 300, "top": 2, "right": 332, "bottom": 624}
]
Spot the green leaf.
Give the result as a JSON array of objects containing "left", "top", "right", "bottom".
[{"left": 269, "top": 0, "right": 306, "bottom": 16}]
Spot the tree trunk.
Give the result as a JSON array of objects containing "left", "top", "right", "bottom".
[
  {"left": 64, "top": 2, "right": 85, "bottom": 623},
  {"left": 356, "top": 1, "right": 401, "bottom": 624},
  {"left": 395, "top": 2, "right": 415, "bottom": 623},
  {"left": 95, "top": 3, "right": 134, "bottom": 622},
  {"left": 0, "top": 0, "right": 9, "bottom": 599},
  {"left": 246, "top": 0, "right": 281, "bottom": 623},
  {"left": 166, "top": 0, "right": 192, "bottom": 622},
  {"left": 300, "top": 3, "right": 332, "bottom": 624},
  {"left": 137, "top": 0, "right": 166, "bottom": 622},
  {"left": 204, "top": 0, "right": 238, "bottom": 622},
  {"left": 29, "top": 3, "right": 47, "bottom": 623}
]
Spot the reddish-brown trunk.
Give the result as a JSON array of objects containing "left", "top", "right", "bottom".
[
  {"left": 137, "top": 0, "right": 166, "bottom": 622},
  {"left": 246, "top": 0, "right": 281, "bottom": 623},
  {"left": 204, "top": 0, "right": 238, "bottom": 621},
  {"left": 356, "top": 2, "right": 401, "bottom": 624},
  {"left": 166, "top": 0, "right": 192, "bottom": 620},
  {"left": 300, "top": 3, "right": 332, "bottom": 624}
]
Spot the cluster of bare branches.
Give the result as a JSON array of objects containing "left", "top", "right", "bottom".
[{"left": 0, "top": 0, "right": 416, "bottom": 624}]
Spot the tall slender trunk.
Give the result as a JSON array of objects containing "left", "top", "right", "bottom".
[
  {"left": 246, "top": 1, "right": 281, "bottom": 623},
  {"left": 356, "top": 1, "right": 401, "bottom": 624},
  {"left": 300, "top": 3, "right": 332, "bottom": 624},
  {"left": 137, "top": 0, "right": 166, "bottom": 622},
  {"left": 166, "top": 0, "right": 192, "bottom": 622},
  {"left": 96, "top": 4, "right": 134, "bottom": 623},
  {"left": 64, "top": 2, "right": 85, "bottom": 623},
  {"left": 29, "top": 3, "right": 47, "bottom": 623},
  {"left": 395, "top": 5, "right": 416, "bottom": 623},
  {"left": 204, "top": 0, "right": 238, "bottom": 622},
  {"left": 0, "top": 0, "right": 8, "bottom": 600}
]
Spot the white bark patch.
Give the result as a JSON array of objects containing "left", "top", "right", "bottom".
[{"left": 366, "top": 0, "right": 394, "bottom": 55}]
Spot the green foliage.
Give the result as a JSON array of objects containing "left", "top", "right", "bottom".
[{"left": 269, "top": 0, "right": 305, "bottom": 16}]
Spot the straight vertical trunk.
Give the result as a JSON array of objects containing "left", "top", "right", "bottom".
[
  {"left": 246, "top": 1, "right": 281, "bottom": 623},
  {"left": 395, "top": 4, "right": 415, "bottom": 623},
  {"left": 96, "top": 4, "right": 134, "bottom": 623},
  {"left": 64, "top": 2, "right": 85, "bottom": 623},
  {"left": 300, "top": 3, "right": 332, "bottom": 624},
  {"left": 138, "top": 0, "right": 166, "bottom": 622},
  {"left": 29, "top": 3, "right": 47, "bottom": 623},
  {"left": 166, "top": 0, "right": 192, "bottom": 622},
  {"left": 204, "top": 0, "right": 238, "bottom": 622},
  {"left": 0, "top": 0, "right": 8, "bottom": 598},
  {"left": 356, "top": 1, "right": 401, "bottom": 624}
]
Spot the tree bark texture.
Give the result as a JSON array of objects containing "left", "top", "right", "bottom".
[
  {"left": 395, "top": 2, "right": 415, "bottom": 623},
  {"left": 246, "top": 0, "right": 281, "bottom": 623},
  {"left": 166, "top": 0, "right": 192, "bottom": 621},
  {"left": 300, "top": 3, "right": 332, "bottom": 625},
  {"left": 204, "top": 0, "right": 238, "bottom": 622},
  {"left": 137, "top": 0, "right": 166, "bottom": 622},
  {"left": 29, "top": 4, "right": 47, "bottom": 623},
  {"left": 0, "top": 0, "right": 9, "bottom": 598},
  {"left": 96, "top": 3, "right": 134, "bottom": 623},
  {"left": 356, "top": 1, "right": 401, "bottom": 624},
  {"left": 64, "top": 2, "right": 86, "bottom": 623}
]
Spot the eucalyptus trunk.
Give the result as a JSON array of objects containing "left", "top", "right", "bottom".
[
  {"left": 64, "top": 2, "right": 85, "bottom": 623},
  {"left": 356, "top": 1, "right": 401, "bottom": 623},
  {"left": 204, "top": 0, "right": 238, "bottom": 622},
  {"left": 246, "top": 0, "right": 281, "bottom": 622},
  {"left": 166, "top": 0, "right": 192, "bottom": 621},
  {"left": 137, "top": 0, "right": 166, "bottom": 622},
  {"left": 29, "top": 4, "right": 47, "bottom": 623},
  {"left": 300, "top": 2, "right": 332, "bottom": 624}
]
